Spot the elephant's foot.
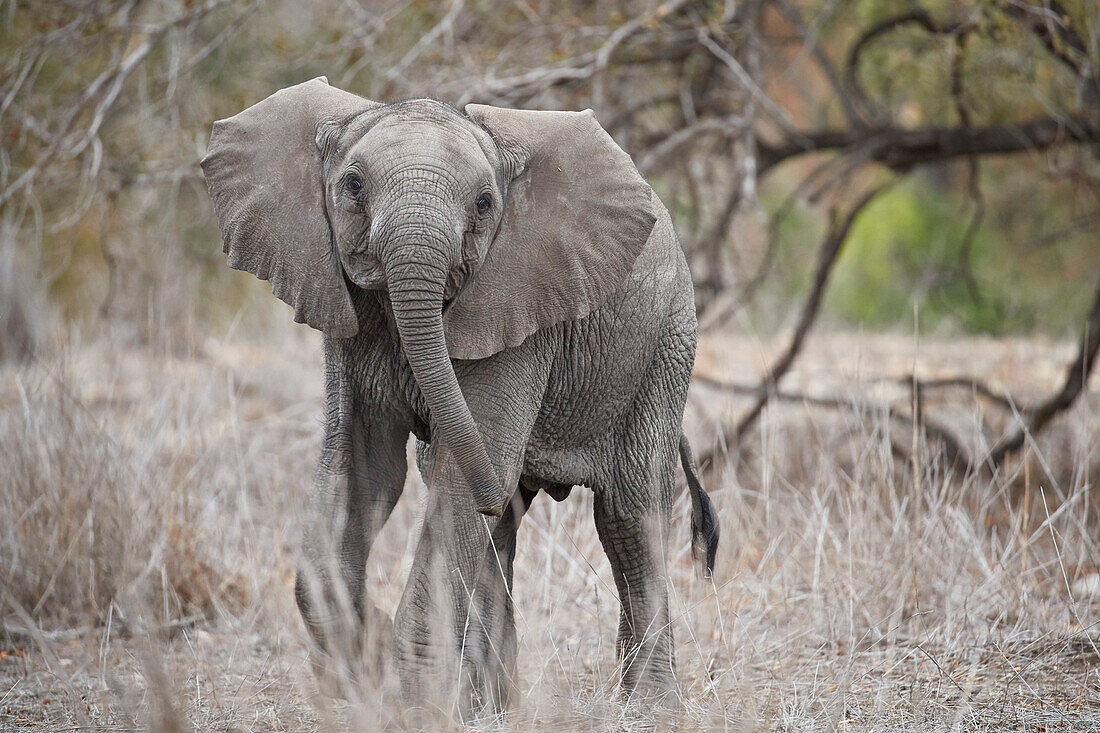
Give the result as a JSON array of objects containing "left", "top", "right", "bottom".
[
  {"left": 458, "top": 654, "right": 514, "bottom": 722},
  {"left": 618, "top": 652, "right": 679, "bottom": 709},
  {"left": 619, "top": 687, "right": 683, "bottom": 730},
  {"left": 302, "top": 602, "right": 394, "bottom": 700},
  {"left": 392, "top": 630, "right": 512, "bottom": 724},
  {"left": 617, "top": 643, "right": 680, "bottom": 722}
]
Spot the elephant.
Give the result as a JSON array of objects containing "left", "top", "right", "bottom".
[{"left": 200, "top": 77, "right": 719, "bottom": 718}]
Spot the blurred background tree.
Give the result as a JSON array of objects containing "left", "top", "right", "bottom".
[{"left": 2, "top": 0, "right": 1097, "bottom": 407}]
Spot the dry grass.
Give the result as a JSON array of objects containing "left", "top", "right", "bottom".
[{"left": 1, "top": 326, "right": 1098, "bottom": 731}]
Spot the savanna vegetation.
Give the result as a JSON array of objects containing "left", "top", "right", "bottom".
[{"left": 2, "top": 0, "right": 1098, "bottom": 729}]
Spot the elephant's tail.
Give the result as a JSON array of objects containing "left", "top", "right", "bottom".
[{"left": 679, "top": 431, "right": 719, "bottom": 578}]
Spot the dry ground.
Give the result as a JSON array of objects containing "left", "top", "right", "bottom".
[{"left": 2, "top": 325, "right": 1099, "bottom": 731}]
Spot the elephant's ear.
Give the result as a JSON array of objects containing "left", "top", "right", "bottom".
[
  {"left": 200, "top": 77, "right": 380, "bottom": 338},
  {"left": 443, "top": 105, "right": 657, "bottom": 360}
]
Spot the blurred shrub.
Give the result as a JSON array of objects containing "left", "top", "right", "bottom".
[{"left": 0, "top": 371, "right": 239, "bottom": 626}]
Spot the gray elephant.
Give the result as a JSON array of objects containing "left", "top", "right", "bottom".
[{"left": 200, "top": 77, "right": 718, "bottom": 717}]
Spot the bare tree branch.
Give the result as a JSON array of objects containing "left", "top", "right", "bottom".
[
  {"left": 890, "top": 375, "right": 1018, "bottom": 414},
  {"left": 637, "top": 114, "right": 750, "bottom": 175},
  {"left": 700, "top": 147, "right": 874, "bottom": 331},
  {"left": 0, "top": 0, "right": 236, "bottom": 210},
  {"left": 1002, "top": 0, "right": 1099, "bottom": 107},
  {"left": 592, "top": 0, "right": 693, "bottom": 113},
  {"left": 692, "top": 373, "right": 967, "bottom": 470},
  {"left": 950, "top": 28, "right": 986, "bottom": 305},
  {"left": 697, "top": 27, "right": 810, "bottom": 146},
  {"left": 759, "top": 114, "right": 1100, "bottom": 173},
  {"left": 377, "top": 0, "right": 466, "bottom": 96}
]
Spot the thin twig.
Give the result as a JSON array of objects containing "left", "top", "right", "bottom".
[
  {"left": 696, "top": 28, "right": 811, "bottom": 147},
  {"left": 844, "top": 10, "right": 965, "bottom": 124},
  {"left": 592, "top": 0, "right": 693, "bottom": 112},
  {"left": 772, "top": 0, "right": 864, "bottom": 126},
  {"left": 636, "top": 114, "right": 750, "bottom": 175}
]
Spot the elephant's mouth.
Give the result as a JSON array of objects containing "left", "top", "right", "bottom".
[
  {"left": 443, "top": 256, "right": 474, "bottom": 307},
  {"left": 342, "top": 251, "right": 386, "bottom": 291}
]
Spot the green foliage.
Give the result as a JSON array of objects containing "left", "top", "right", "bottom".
[
  {"left": 826, "top": 179, "right": 997, "bottom": 331},
  {"left": 763, "top": 174, "right": 1100, "bottom": 336}
]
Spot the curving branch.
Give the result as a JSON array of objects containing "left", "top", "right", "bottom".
[
  {"left": 734, "top": 183, "right": 894, "bottom": 441},
  {"left": 986, "top": 274, "right": 1100, "bottom": 467},
  {"left": 636, "top": 114, "right": 750, "bottom": 175},
  {"left": 949, "top": 28, "right": 986, "bottom": 305},
  {"left": 772, "top": 0, "right": 865, "bottom": 126},
  {"left": 890, "top": 375, "right": 1018, "bottom": 414},
  {"left": 698, "top": 272, "right": 1100, "bottom": 470},
  {"left": 843, "top": 9, "right": 965, "bottom": 122},
  {"left": 0, "top": 0, "right": 239, "bottom": 211},
  {"left": 591, "top": 0, "right": 693, "bottom": 113}
]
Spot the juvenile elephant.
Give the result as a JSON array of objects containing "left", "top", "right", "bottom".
[{"left": 201, "top": 77, "right": 719, "bottom": 716}]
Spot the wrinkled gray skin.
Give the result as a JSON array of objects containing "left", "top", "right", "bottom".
[{"left": 201, "top": 78, "right": 718, "bottom": 719}]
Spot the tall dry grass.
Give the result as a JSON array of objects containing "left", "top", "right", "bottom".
[{"left": 1, "top": 327, "right": 1098, "bottom": 730}]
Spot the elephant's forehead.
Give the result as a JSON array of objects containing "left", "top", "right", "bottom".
[{"left": 355, "top": 117, "right": 491, "bottom": 185}]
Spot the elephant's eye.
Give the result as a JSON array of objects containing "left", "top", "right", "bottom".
[
  {"left": 344, "top": 173, "right": 363, "bottom": 196},
  {"left": 475, "top": 193, "right": 491, "bottom": 214}
]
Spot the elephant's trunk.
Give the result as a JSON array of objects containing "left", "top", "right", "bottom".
[{"left": 383, "top": 229, "right": 504, "bottom": 517}]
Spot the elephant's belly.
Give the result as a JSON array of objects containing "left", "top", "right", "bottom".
[{"left": 523, "top": 242, "right": 694, "bottom": 490}]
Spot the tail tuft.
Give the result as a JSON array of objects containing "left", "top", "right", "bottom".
[{"left": 679, "top": 432, "right": 719, "bottom": 578}]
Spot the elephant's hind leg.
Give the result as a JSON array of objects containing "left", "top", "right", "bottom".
[
  {"left": 593, "top": 326, "right": 691, "bottom": 704},
  {"left": 593, "top": 451, "right": 677, "bottom": 702}
]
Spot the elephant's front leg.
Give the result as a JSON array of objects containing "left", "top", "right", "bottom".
[
  {"left": 393, "top": 341, "right": 550, "bottom": 722},
  {"left": 295, "top": 382, "right": 409, "bottom": 691},
  {"left": 463, "top": 484, "right": 537, "bottom": 711}
]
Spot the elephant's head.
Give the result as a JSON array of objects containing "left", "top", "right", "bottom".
[{"left": 201, "top": 77, "right": 656, "bottom": 516}]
